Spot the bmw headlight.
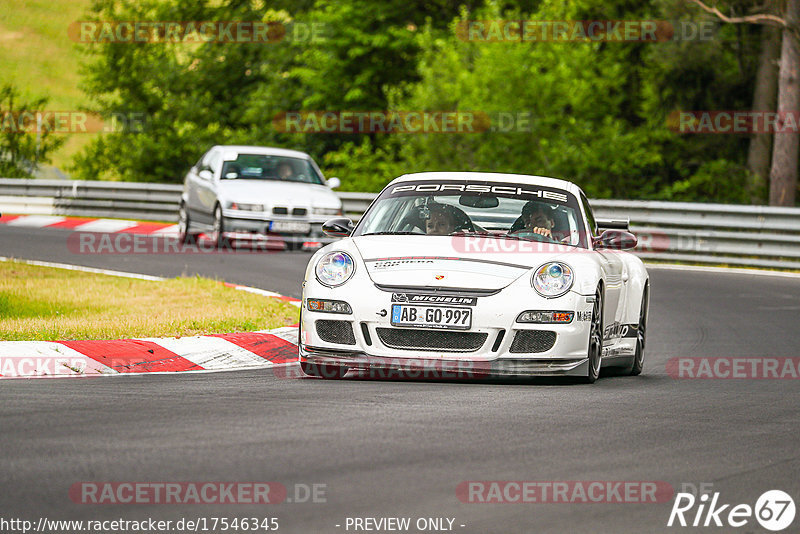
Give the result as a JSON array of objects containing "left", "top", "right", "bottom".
[
  {"left": 315, "top": 251, "right": 355, "bottom": 287},
  {"left": 532, "top": 262, "right": 574, "bottom": 298}
]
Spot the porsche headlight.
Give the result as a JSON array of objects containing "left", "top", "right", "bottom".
[
  {"left": 315, "top": 251, "right": 355, "bottom": 287},
  {"left": 532, "top": 262, "right": 574, "bottom": 298}
]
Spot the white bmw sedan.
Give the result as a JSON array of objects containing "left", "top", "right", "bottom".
[
  {"left": 299, "top": 172, "right": 649, "bottom": 383},
  {"left": 178, "top": 145, "right": 343, "bottom": 250}
]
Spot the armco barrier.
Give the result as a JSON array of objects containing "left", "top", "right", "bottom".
[{"left": 1, "top": 179, "right": 799, "bottom": 269}]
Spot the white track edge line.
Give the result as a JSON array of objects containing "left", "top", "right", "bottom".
[
  {"left": 644, "top": 262, "right": 800, "bottom": 279},
  {"left": 0, "top": 257, "right": 166, "bottom": 281}
]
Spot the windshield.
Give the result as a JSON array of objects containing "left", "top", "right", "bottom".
[
  {"left": 220, "top": 154, "right": 323, "bottom": 185},
  {"left": 355, "top": 180, "right": 588, "bottom": 248}
]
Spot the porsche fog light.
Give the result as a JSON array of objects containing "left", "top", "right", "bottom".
[
  {"left": 532, "top": 262, "right": 574, "bottom": 298},
  {"left": 307, "top": 298, "right": 352, "bottom": 314},
  {"left": 517, "top": 311, "right": 574, "bottom": 323},
  {"left": 315, "top": 251, "right": 355, "bottom": 287}
]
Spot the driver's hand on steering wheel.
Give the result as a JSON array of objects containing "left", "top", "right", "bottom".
[{"left": 530, "top": 227, "right": 552, "bottom": 238}]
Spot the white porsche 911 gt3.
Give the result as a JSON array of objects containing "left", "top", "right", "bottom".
[{"left": 299, "top": 172, "right": 649, "bottom": 383}]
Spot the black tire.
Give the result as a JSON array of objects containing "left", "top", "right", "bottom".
[
  {"left": 629, "top": 284, "right": 649, "bottom": 376},
  {"left": 581, "top": 286, "right": 604, "bottom": 384},
  {"left": 210, "top": 204, "right": 228, "bottom": 249},
  {"left": 300, "top": 362, "right": 349, "bottom": 379},
  {"left": 177, "top": 203, "right": 197, "bottom": 245}
]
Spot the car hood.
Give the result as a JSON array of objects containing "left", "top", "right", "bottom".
[
  {"left": 353, "top": 235, "right": 582, "bottom": 291},
  {"left": 219, "top": 180, "right": 341, "bottom": 207}
]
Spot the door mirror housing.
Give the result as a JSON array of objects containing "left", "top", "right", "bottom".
[
  {"left": 198, "top": 169, "right": 213, "bottom": 181},
  {"left": 322, "top": 217, "right": 354, "bottom": 237},
  {"left": 326, "top": 177, "right": 341, "bottom": 189},
  {"left": 594, "top": 229, "right": 638, "bottom": 250}
]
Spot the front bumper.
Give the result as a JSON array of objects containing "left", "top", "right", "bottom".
[
  {"left": 300, "top": 274, "right": 597, "bottom": 377},
  {"left": 222, "top": 211, "right": 337, "bottom": 247}
]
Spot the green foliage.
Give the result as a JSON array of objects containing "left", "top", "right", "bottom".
[
  {"left": 67, "top": 0, "right": 776, "bottom": 205},
  {"left": 321, "top": 138, "right": 404, "bottom": 192},
  {"left": 661, "top": 159, "right": 761, "bottom": 204},
  {"left": 0, "top": 84, "right": 65, "bottom": 177}
]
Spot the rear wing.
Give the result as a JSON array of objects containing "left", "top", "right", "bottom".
[{"left": 596, "top": 218, "right": 630, "bottom": 231}]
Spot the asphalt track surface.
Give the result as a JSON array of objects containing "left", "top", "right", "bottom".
[{"left": 2, "top": 224, "right": 800, "bottom": 533}]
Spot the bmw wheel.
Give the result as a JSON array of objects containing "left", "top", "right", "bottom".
[
  {"left": 210, "top": 204, "right": 228, "bottom": 248},
  {"left": 177, "top": 203, "right": 196, "bottom": 244}
]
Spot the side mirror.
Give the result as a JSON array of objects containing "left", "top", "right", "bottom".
[
  {"left": 198, "top": 169, "right": 213, "bottom": 181},
  {"left": 224, "top": 171, "right": 239, "bottom": 180},
  {"left": 322, "top": 217, "right": 354, "bottom": 237},
  {"left": 326, "top": 177, "right": 341, "bottom": 189},
  {"left": 594, "top": 229, "right": 638, "bottom": 250}
]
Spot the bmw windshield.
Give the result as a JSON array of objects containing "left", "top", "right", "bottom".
[{"left": 355, "top": 180, "right": 588, "bottom": 248}]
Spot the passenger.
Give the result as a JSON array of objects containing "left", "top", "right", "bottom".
[{"left": 424, "top": 204, "right": 457, "bottom": 235}]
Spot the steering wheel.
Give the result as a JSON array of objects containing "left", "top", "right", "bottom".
[{"left": 509, "top": 230, "right": 556, "bottom": 243}]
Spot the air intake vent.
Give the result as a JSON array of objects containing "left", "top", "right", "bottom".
[
  {"left": 292, "top": 207, "right": 307, "bottom": 216},
  {"left": 316, "top": 320, "right": 356, "bottom": 345},
  {"left": 376, "top": 328, "right": 487, "bottom": 352},
  {"left": 360, "top": 323, "right": 372, "bottom": 346},
  {"left": 491, "top": 329, "right": 506, "bottom": 352},
  {"left": 273, "top": 207, "right": 288, "bottom": 215},
  {"left": 509, "top": 330, "right": 556, "bottom": 353}
]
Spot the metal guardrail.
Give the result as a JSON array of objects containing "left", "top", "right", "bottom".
[{"left": 2, "top": 179, "right": 800, "bottom": 270}]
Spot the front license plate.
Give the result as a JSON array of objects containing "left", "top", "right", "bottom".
[
  {"left": 391, "top": 304, "right": 472, "bottom": 330},
  {"left": 269, "top": 221, "right": 311, "bottom": 234}
]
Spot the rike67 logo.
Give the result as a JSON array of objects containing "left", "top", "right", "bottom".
[{"left": 668, "top": 489, "right": 795, "bottom": 531}]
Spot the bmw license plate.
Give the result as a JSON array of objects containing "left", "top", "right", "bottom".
[
  {"left": 269, "top": 221, "right": 311, "bottom": 234},
  {"left": 391, "top": 304, "right": 472, "bottom": 330}
]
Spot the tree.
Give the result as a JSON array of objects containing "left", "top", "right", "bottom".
[
  {"left": 689, "top": 0, "right": 800, "bottom": 206},
  {"left": 0, "top": 85, "right": 64, "bottom": 178}
]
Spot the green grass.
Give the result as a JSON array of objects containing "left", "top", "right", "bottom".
[
  {"left": 0, "top": 260, "right": 299, "bottom": 341},
  {"left": 0, "top": 0, "right": 94, "bottom": 169}
]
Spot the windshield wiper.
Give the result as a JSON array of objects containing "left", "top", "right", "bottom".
[
  {"left": 361, "top": 231, "right": 422, "bottom": 236},
  {"left": 453, "top": 231, "right": 581, "bottom": 247},
  {"left": 452, "top": 231, "right": 530, "bottom": 241}
]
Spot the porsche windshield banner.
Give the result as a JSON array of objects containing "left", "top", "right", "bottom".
[{"left": 382, "top": 180, "right": 575, "bottom": 206}]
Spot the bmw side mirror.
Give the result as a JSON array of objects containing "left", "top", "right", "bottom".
[
  {"left": 594, "top": 229, "right": 637, "bottom": 250},
  {"left": 198, "top": 169, "right": 213, "bottom": 181},
  {"left": 224, "top": 171, "right": 239, "bottom": 179},
  {"left": 322, "top": 217, "right": 354, "bottom": 237},
  {"left": 326, "top": 177, "right": 341, "bottom": 189}
]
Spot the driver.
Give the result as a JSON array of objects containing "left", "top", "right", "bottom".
[
  {"left": 517, "top": 200, "right": 556, "bottom": 239},
  {"left": 277, "top": 161, "right": 294, "bottom": 180},
  {"left": 424, "top": 204, "right": 457, "bottom": 235}
]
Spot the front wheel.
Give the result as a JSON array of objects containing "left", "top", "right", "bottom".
[
  {"left": 629, "top": 284, "right": 649, "bottom": 376},
  {"left": 177, "top": 203, "right": 196, "bottom": 244},
  {"left": 581, "top": 287, "right": 604, "bottom": 384},
  {"left": 210, "top": 204, "right": 228, "bottom": 248},
  {"left": 300, "top": 362, "right": 349, "bottom": 379}
]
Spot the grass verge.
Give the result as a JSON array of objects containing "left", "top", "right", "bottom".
[{"left": 0, "top": 260, "right": 299, "bottom": 341}]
